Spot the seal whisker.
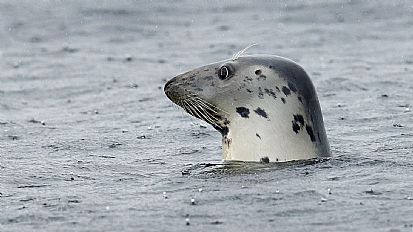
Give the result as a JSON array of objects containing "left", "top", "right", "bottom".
[
  {"left": 188, "top": 96, "right": 222, "bottom": 127},
  {"left": 188, "top": 98, "right": 221, "bottom": 128},
  {"left": 184, "top": 101, "right": 208, "bottom": 129},
  {"left": 185, "top": 98, "right": 202, "bottom": 120},
  {"left": 232, "top": 43, "right": 257, "bottom": 61},
  {"left": 191, "top": 97, "right": 223, "bottom": 122},
  {"left": 200, "top": 108, "right": 222, "bottom": 129},
  {"left": 176, "top": 98, "right": 186, "bottom": 109},
  {"left": 182, "top": 100, "right": 194, "bottom": 115},
  {"left": 195, "top": 100, "right": 216, "bottom": 112},
  {"left": 192, "top": 97, "right": 218, "bottom": 114},
  {"left": 196, "top": 102, "right": 221, "bottom": 122},
  {"left": 194, "top": 98, "right": 220, "bottom": 115},
  {"left": 187, "top": 93, "right": 218, "bottom": 112},
  {"left": 180, "top": 96, "right": 203, "bottom": 119},
  {"left": 193, "top": 96, "right": 230, "bottom": 115},
  {"left": 195, "top": 104, "right": 222, "bottom": 129}
]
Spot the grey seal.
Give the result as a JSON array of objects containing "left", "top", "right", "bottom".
[{"left": 164, "top": 54, "right": 331, "bottom": 162}]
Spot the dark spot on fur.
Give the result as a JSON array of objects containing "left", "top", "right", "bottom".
[
  {"left": 224, "top": 136, "right": 232, "bottom": 146},
  {"left": 264, "top": 88, "right": 276, "bottom": 99},
  {"left": 282, "top": 86, "right": 291, "bottom": 96},
  {"left": 237, "top": 82, "right": 246, "bottom": 90},
  {"left": 288, "top": 82, "right": 297, "bottom": 92},
  {"left": 236, "top": 107, "right": 250, "bottom": 118},
  {"left": 292, "top": 122, "right": 300, "bottom": 133},
  {"left": 254, "top": 107, "right": 268, "bottom": 118},
  {"left": 306, "top": 125, "right": 316, "bottom": 142},
  {"left": 218, "top": 126, "right": 228, "bottom": 136},
  {"left": 260, "top": 156, "right": 269, "bottom": 163},
  {"left": 292, "top": 114, "right": 305, "bottom": 134},
  {"left": 256, "top": 133, "right": 261, "bottom": 139},
  {"left": 276, "top": 158, "right": 279, "bottom": 162},
  {"left": 258, "top": 75, "right": 266, "bottom": 81},
  {"left": 281, "top": 98, "right": 286, "bottom": 104},
  {"left": 188, "top": 75, "right": 196, "bottom": 81},
  {"left": 293, "top": 114, "right": 305, "bottom": 126},
  {"left": 269, "top": 65, "right": 273, "bottom": 69},
  {"left": 298, "top": 96, "right": 303, "bottom": 103},
  {"left": 224, "top": 118, "right": 230, "bottom": 125},
  {"left": 204, "top": 76, "right": 213, "bottom": 81},
  {"left": 255, "top": 69, "right": 262, "bottom": 75},
  {"left": 258, "top": 87, "right": 264, "bottom": 99},
  {"left": 246, "top": 89, "right": 253, "bottom": 93},
  {"left": 275, "top": 86, "right": 281, "bottom": 92},
  {"left": 244, "top": 76, "right": 253, "bottom": 82}
]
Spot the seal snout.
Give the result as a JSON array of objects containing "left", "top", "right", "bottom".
[
  {"left": 164, "top": 78, "right": 175, "bottom": 93},
  {"left": 164, "top": 78, "right": 176, "bottom": 102},
  {"left": 164, "top": 77, "right": 184, "bottom": 104}
]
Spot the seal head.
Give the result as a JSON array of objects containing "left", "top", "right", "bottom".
[{"left": 164, "top": 55, "right": 331, "bottom": 162}]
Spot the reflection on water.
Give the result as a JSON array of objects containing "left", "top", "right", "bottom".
[{"left": 183, "top": 158, "right": 332, "bottom": 177}]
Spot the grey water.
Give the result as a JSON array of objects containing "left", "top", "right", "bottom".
[{"left": 0, "top": 1, "right": 412, "bottom": 231}]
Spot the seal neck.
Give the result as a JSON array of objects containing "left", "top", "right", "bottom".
[{"left": 221, "top": 108, "right": 330, "bottom": 162}]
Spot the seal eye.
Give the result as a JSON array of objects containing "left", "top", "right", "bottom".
[{"left": 218, "top": 66, "right": 230, "bottom": 80}]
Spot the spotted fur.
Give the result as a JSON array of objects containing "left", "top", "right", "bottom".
[{"left": 164, "top": 55, "right": 331, "bottom": 162}]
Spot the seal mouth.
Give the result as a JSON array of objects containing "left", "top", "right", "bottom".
[
  {"left": 165, "top": 82, "right": 228, "bottom": 133},
  {"left": 178, "top": 94, "right": 226, "bottom": 131},
  {"left": 164, "top": 78, "right": 229, "bottom": 134}
]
